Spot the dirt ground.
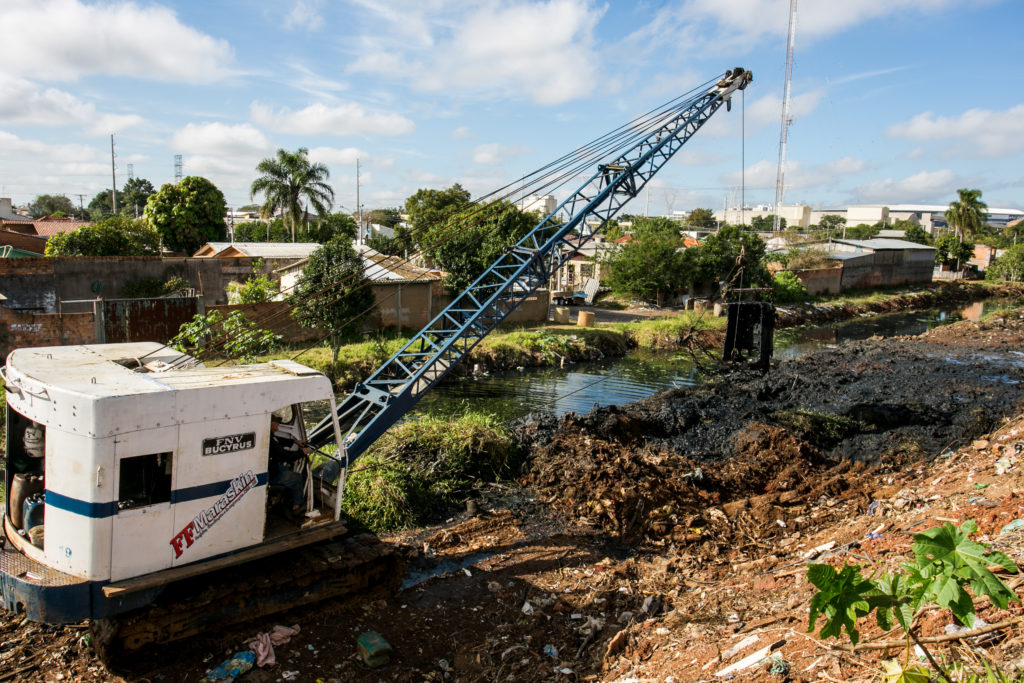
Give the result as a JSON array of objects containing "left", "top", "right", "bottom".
[{"left": 5, "top": 309, "right": 1024, "bottom": 682}]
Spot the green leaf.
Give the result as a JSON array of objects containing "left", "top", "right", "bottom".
[{"left": 806, "top": 563, "right": 877, "bottom": 645}]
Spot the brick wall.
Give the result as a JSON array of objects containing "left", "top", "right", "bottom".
[
  {"left": 0, "top": 307, "right": 95, "bottom": 360},
  {"left": 792, "top": 267, "right": 842, "bottom": 295}
]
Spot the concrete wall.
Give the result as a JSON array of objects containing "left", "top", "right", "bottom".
[
  {"left": 838, "top": 250, "right": 934, "bottom": 290},
  {"left": 0, "top": 256, "right": 282, "bottom": 313},
  {"left": 365, "top": 280, "right": 436, "bottom": 331},
  {"left": 792, "top": 267, "right": 842, "bottom": 295},
  {"left": 431, "top": 287, "right": 550, "bottom": 327},
  {"left": 208, "top": 301, "right": 322, "bottom": 342}
]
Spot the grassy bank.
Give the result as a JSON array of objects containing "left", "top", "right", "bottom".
[{"left": 340, "top": 412, "right": 521, "bottom": 533}]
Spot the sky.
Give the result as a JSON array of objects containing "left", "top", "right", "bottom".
[{"left": 1, "top": 0, "right": 1023, "bottom": 218}]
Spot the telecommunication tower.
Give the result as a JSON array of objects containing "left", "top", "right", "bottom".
[
  {"left": 174, "top": 155, "right": 183, "bottom": 182},
  {"left": 772, "top": 0, "right": 798, "bottom": 233},
  {"left": 127, "top": 163, "right": 134, "bottom": 181}
]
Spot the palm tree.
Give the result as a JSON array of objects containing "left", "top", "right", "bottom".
[
  {"left": 945, "top": 188, "right": 987, "bottom": 242},
  {"left": 250, "top": 148, "right": 334, "bottom": 242},
  {"left": 944, "top": 188, "right": 987, "bottom": 271}
]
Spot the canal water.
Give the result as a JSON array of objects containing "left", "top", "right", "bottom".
[{"left": 411, "top": 300, "right": 1010, "bottom": 421}]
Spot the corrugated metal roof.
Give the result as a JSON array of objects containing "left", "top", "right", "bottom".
[{"left": 832, "top": 238, "right": 936, "bottom": 251}]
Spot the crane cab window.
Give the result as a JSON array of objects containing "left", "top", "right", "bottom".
[{"left": 118, "top": 453, "right": 172, "bottom": 511}]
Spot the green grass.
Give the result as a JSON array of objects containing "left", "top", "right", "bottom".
[{"left": 340, "top": 412, "right": 521, "bottom": 533}]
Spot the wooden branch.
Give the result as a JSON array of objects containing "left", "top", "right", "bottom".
[{"left": 829, "top": 618, "right": 1022, "bottom": 652}]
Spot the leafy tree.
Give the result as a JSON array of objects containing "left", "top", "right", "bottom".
[
  {"left": 171, "top": 310, "right": 280, "bottom": 363},
  {"left": 750, "top": 214, "right": 787, "bottom": 232},
  {"left": 401, "top": 183, "right": 473, "bottom": 253},
  {"left": 604, "top": 217, "right": 686, "bottom": 305},
  {"left": 232, "top": 219, "right": 289, "bottom": 243},
  {"left": 30, "top": 194, "right": 77, "bottom": 219},
  {"left": 1005, "top": 221, "right": 1022, "bottom": 247},
  {"left": 144, "top": 176, "right": 227, "bottom": 254},
  {"left": 689, "top": 224, "right": 770, "bottom": 288},
  {"left": 986, "top": 244, "right": 1024, "bottom": 282},
  {"left": 227, "top": 259, "right": 279, "bottom": 303},
  {"left": 120, "top": 178, "right": 156, "bottom": 217},
  {"left": 44, "top": 215, "right": 161, "bottom": 257},
  {"left": 304, "top": 212, "right": 357, "bottom": 244},
  {"left": 843, "top": 223, "right": 881, "bottom": 240},
  {"left": 367, "top": 234, "right": 402, "bottom": 256},
  {"left": 946, "top": 188, "right": 988, "bottom": 243},
  {"left": 785, "top": 247, "right": 834, "bottom": 270},
  {"left": 934, "top": 233, "right": 974, "bottom": 269},
  {"left": 290, "top": 238, "right": 375, "bottom": 363},
  {"left": 686, "top": 208, "right": 716, "bottom": 230},
  {"left": 602, "top": 219, "right": 626, "bottom": 242},
  {"left": 900, "top": 221, "right": 932, "bottom": 245},
  {"left": 772, "top": 270, "right": 809, "bottom": 303},
  {"left": 251, "top": 148, "right": 334, "bottom": 242},
  {"left": 88, "top": 189, "right": 115, "bottom": 219},
  {"left": 365, "top": 208, "right": 402, "bottom": 229},
  {"left": 818, "top": 214, "right": 846, "bottom": 239},
  {"left": 236, "top": 203, "right": 261, "bottom": 213},
  {"left": 424, "top": 200, "right": 536, "bottom": 292}
]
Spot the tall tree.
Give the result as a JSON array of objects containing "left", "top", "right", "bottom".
[
  {"left": 424, "top": 200, "right": 535, "bottom": 292},
  {"left": 120, "top": 178, "right": 156, "bottom": 217},
  {"left": 401, "top": 183, "right": 472, "bottom": 253},
  {"left": 290, "top": 238, "right": 374, "bottom": 363},
  {"left": 250, "top": 148, "right": 334, "bottom": 242},
  {"left": 689, "top": 224, "right": 771, "bottom": 289},
  {"left": 304, "top": 213, "right": 357, "bottom": 244},
  {"left": 604, "top": 217, "right": 687, "bottom": 305},
  {"left": 365, "top": 208, "right": 402, "bottom": 228},
  {"left": 818, "top": 214, "right": 846, "bottom": 239},
  {"left": 45, "top": 215, "right": 161, "bottom": 257},
  {"left": 945, "top": 188, "right": 988, "bottom": 242},
  {"left": 144, "top": 176, "right": 227, "bottom": 254},
  {"left": 88, "top": 190, "right": 114, "bottom": 219},
  {"left": 686, "top": 208, "right": 717, "bottom": 230},
  {"left": 30, "top": 194, "right": 76, "bottom": 218}
]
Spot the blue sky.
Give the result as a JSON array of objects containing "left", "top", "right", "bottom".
[{"left": 1, "top": 0, "right": 1022, "bottom": 217}]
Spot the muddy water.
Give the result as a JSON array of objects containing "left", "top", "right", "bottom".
[{"left": 413, "top": 300, "right": 1010, "bottom": 421}]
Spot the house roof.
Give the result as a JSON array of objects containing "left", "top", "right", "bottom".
[
  {"left": 193, "top": 241, "right": 323, "bottom": 259},
  {"left": 831, "top": 238, "right": 936, "bottom": 251},
  {"left": 0, "top": 218, "right": 90, "bottom": 237},
  {"left": 275, "top": 246, "right": 440, "bottom": 283}
]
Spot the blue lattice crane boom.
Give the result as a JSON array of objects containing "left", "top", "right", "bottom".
[{"left": 309, "top": 67, "right": 753, "bottom": 461}]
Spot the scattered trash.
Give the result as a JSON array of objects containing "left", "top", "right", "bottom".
[
  {"left": 714, "top": 639, "right": 786, "bottom": 678},
  {"left": 996, "top": 457, "right": 1016, "bottom": 475},
  {"left": 487, "top": 581, "right": 502, "bottom": 593},
  {"left": 543, "top": 644, "right": 559, "bottom": 659},
  {"left": 558, "top": 667, "right": 574, "bottom": 675},
  {"left": 204, "top": 651, "right": 255, "bottom": 682},
  {"left": 356, "top": 631, "right": 392, "bottom": 668},
  {"left": 974, "top": 482, "right": 990, "bottom": 489},
  {"left": 281, "top": 671, "right": 300, "bottom": 681},
  {"left": 247, "top": 624, "right": 300, "bottom": 668},
  {"left": 521, "top": 601, "right": 535, "bottom": 616},
  {"left": 438, "top": 659, "right": 451, "bottom": 671},
  {"left": 765, "top": 653, "right": 789, "bottom": 676},
  {"left": 1001, "top": 519, "right": 1024, "bottom": 535}
]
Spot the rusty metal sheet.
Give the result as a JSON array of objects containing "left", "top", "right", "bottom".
[{"left": 102, "top": 297, "right": 199, "bottom": 344}]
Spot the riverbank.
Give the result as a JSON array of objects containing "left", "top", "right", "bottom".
[
  {"left": 15, "top": 303, "right": 1024, "bottom": 682},
  {"left": 272, "top": 281, "right": 1024, "bottom": 392}
]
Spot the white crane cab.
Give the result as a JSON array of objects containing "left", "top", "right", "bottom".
[{"left": 1, "top": 342, "right": 348, "bottom": 624}]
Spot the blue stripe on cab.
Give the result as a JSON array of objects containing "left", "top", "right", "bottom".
[{"left": 44, "top": 473, "right": 269, "bottom": 519}]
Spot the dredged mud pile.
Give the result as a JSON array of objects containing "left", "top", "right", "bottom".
[{"left": 513, "top": 314, "right": 1024, "bottom": 548}]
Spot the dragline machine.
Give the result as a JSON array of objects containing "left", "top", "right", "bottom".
[{"left": 0, "top": 68, "right": 752, "bottom": 656}]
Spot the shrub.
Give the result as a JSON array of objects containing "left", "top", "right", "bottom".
[{"left": 773, "top": 270, "right": 809, "bottom": 303}]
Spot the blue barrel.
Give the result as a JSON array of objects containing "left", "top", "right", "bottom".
[{"left": 22, "top": 493, "right": 45, "bottom": 532}]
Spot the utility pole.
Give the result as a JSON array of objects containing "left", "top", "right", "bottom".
[
  {"left": 356, "top": 158, "right": 362, "bottom": 246},
  {"left": 74, "top": 194, "right": 86, "bottom": 215},
  {"left": 772, "top": 0, "right": 797, "bottom": 233},
  {"left": 110, "top": 134, "right": 118, "bottom": 214}
]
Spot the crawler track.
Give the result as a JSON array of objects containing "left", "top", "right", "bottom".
[{"left": 91, "top": 534, "right": 403, "bottom": 663}]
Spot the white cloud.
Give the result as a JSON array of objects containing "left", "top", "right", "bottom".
[
  {"left": 250, "top": 102, "right": 414, "bottom": 136},
  {"left": 285, "top": 0, "right": 325, "bottom": 31},
  {"left": 347, "top": 0, "right": 605, "bottom": 105},
  {"left": 472, "top": 143, "right": 529, "bottom": 166},
  {"left": 855, "top": 169, "right": 958, "bottom": 203},
  {"left": 887, "top": 105, "right": 1024, "bottom": 158},
  {"left": 0, "top": 130, "right": 100, "bottom": 163},
  {"left": 170, "top": 123, "right": 270, "bottom": 157},
  {"left": 0, "top": 76, "right": 143, "bottom": 135},
  {"left": 747, "top": 91, "right": 824, "bottom": 128},
  {"left": 1, "top": 0, "right": 233, "bottom": 83},
  {"left": 722, "top": 156, "right": 867, "bottom": 191},
  {"left": 451, "top": 126, "right": 473, "bottom": 140},
  {"left": 308, "top": 146, "right": 365, "bottom": 166}
]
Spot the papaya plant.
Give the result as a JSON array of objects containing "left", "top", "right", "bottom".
[{"left": 807, "top": 520, "right": 1019, "bottom": 681}]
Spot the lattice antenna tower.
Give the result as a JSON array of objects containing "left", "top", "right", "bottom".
[
  {"left": 174, "top": 154, "right": 183, "bottom": 182},
  {"left": 127, "top": 163, "right": 134, "bottom": 181},
  {"left": 772, "top": 0, "right": 798, "bottom": 233}
]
